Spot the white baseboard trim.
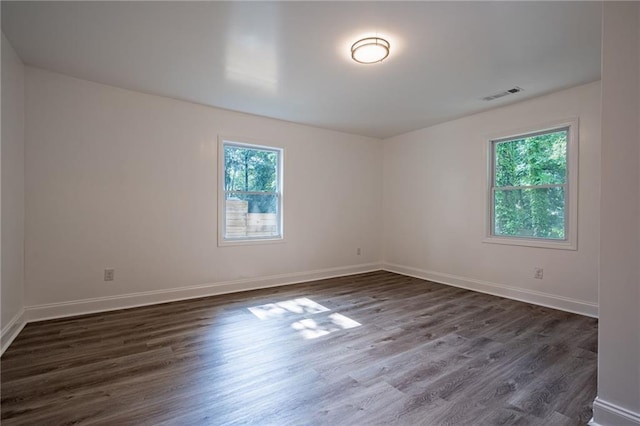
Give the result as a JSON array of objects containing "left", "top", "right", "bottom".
[
  {"left": 6, "top": 261, "right": 598, "bottom": 353},
  {"left": 382, "top": 262, "right": 598, "bottom": 318},
  {"left": 24, "top": 263, "right": 383, "bottom": 323},
  {"left": 591, "top": 397, "right": 640, "bottom": 425},
  {"left": 1, "top": 308, "right": 27, "bottom": 356}
]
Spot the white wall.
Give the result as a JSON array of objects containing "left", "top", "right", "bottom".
[
  {"left": 24, "top": 67, "right": 382, "bottom": 314},
  {"left": 592, "top": 3, "right": 640, "bottom": 425},
  {"left": 383, "top": 81, "right": 601, "bottom": 316},
  {"left": 1, "top": 33, "right": 25, "bottom": 348}
]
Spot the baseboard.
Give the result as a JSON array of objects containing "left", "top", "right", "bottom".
[
  {"left": 7, "top": 261, "right": 598, "bottom": 353},
  {"left": 1, "top": 308, "right": 27, "bottom": 356},
  {"left": 24, "top": 263, "right": 383, "bottom": 323},
  {"left": 382, "top": 262, "right": 598, "bottom": 318},
  {"left": 590, "top": 397, "right": 640, "bottom": 426}
]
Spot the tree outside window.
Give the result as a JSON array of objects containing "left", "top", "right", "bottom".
[
  {"left": 488, "top": 122, "right": 577, "bottom": 249},
  {"left": 219, "top": 140, "right": 283, "bottom": 244}
]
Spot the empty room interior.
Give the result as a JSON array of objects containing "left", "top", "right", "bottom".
[{"left": 1, "top": 2, "right": 639, "bottom": 425}]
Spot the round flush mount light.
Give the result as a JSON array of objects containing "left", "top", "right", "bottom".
[{"left": 351, "top": 37, "right": 390, "bottom": 64}]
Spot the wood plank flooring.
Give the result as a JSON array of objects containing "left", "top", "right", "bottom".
[{"left": 1, "top": 271, "right": 598, "bottom": 425}]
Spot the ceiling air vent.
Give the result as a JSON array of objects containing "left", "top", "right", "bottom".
[{"left": 482, "top": 87, "right": 524, "bottom": 101}]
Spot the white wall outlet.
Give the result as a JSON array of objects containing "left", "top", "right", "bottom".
[
  {"left": 533, "top": 267, "right": 544, "bottom": 279},
  {"left": 357, "top": 248, "right": 361, "bottom": 255},
  {"left": 104, "top": 268, "right": 115, "bottom": 281}
]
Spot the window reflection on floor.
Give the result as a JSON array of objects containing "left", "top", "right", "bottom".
[
  {"left": 248, "top": 298, "right": 361, "bottom": 340},
  {"left": 291, "top": 313, "right": 361, "bottom": 339},
  {"left": 248, "top": 297, "right": 330, "bottom": 320}
]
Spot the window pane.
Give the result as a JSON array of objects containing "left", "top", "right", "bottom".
[
  {"left": 494, "top": 187, "right": 565, "bottom": 239},
  {"left": 225, "top": 193, "right": 279, "bottom": 239},
  {"left": 495, "top": 129, "right": 567, "bottom": 187},
  {"left": 224, "top": 146, "right": 278, "bottom": 192}
]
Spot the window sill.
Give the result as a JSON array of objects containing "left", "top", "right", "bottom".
[
  {"left": 482, "top": 236, "right": 576, "bottom": 250},
  {"left": 218, "top": 237, "right": 286, "bottom": 248}
]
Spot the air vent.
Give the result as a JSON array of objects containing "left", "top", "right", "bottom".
[{"left": 482, "top": 87, "right": 524, "bottom": 101}]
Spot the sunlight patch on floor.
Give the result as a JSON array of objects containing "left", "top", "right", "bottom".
[
  {"left": 248, "top": 297, "right": 361, "bottom": 340},
  {"left": 291, "top": 313, "right": 362, "bottom": 340},
  {"left": 248, "top": 297, "right": 330, "bottom": 320}
]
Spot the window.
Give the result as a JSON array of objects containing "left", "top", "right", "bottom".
[
  {"left": 486, "top": 119, "right": 578, "bottom": 249},
  {"left": 218, "top": 138, "right": 283, "bottom": 245}
]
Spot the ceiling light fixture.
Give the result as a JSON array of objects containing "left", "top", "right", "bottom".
[{"left": 351, "top": 37, "right": 390, "bottom": 64}]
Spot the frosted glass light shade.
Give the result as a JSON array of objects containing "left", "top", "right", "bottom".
[{"left": 351, "top": 37, "right": 390, "bottom": 64}]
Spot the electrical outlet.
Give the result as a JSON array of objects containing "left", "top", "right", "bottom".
[
  {"left": 533, "top": 267, "right": 543, "bottom": 279},
  {"left": 357, "top": 248, "right": 361, "bottom": 256},
  {"left": 104, "top": 268, "right": 115, "bottom": 281}
]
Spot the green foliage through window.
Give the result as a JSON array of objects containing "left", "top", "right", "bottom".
[
  {"left": 224, "top": 144, "right": 279, "bottom": 214},
  {"left": 222, "top": 142, "right": 282, "bottom": 241},
  {"left": 224, "top": 145, "right": 278, "bottom": 192},
  {"left": 492, "top": 128, "right": 568, "bottom": 240}
]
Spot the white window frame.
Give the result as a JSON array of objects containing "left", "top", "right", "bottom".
[
  {"left": 218, "top": 136, "right": 284, "bottom": 247},
  {"left": 483, "top": 118, "right": 579, "bottom": 250}
]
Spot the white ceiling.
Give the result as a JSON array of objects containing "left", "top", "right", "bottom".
[{"left": 2, "top": 1, "right": 601, "bottom": 139}]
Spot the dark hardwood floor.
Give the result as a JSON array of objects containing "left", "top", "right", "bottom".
[{"left": 1, "top": 271, "right": 597, "bottom": 425}]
